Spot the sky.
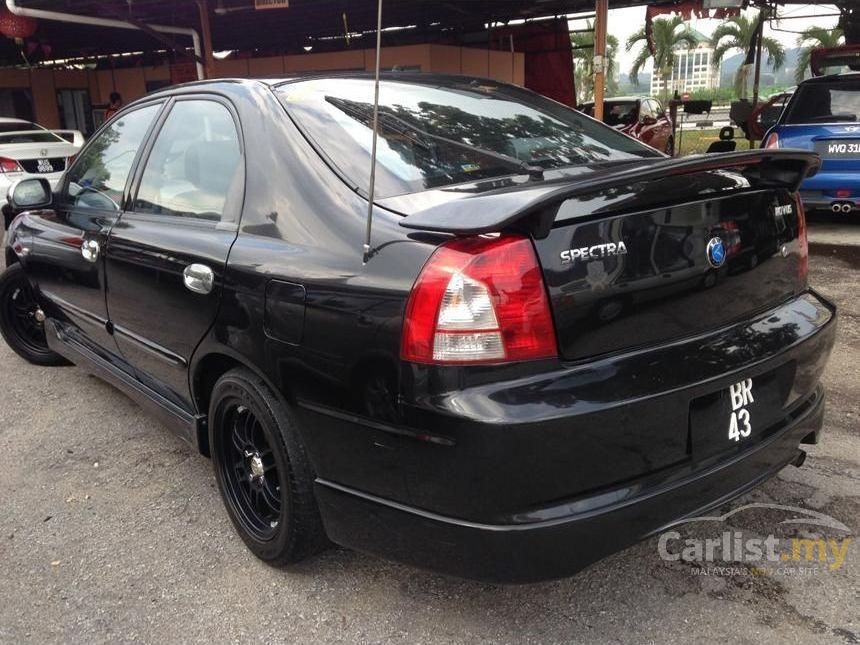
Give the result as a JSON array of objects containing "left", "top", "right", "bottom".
[{"left": 571, "top": 3, "right": 842, "bottom": 75}]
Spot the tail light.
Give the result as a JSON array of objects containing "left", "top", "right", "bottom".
[
  {"left": 763, "top": 132, "right": 779, "bottom": 149},
  {"left": 794, "top": 194, "right": 808, "bottom": 282},
  {"left": 401, "top": 234, "right": 557, "bottom": 364},
  {"left": 0, "top": 157, "right": 23, "bottom": 173}
]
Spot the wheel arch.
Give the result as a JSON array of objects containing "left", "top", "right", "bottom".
[{"left": 189, "top": 346, "right": 289, "bottom": 457}]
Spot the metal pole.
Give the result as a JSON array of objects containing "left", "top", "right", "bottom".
[
  {"left": 363, "top": 0, "right": 383, "bottom": 263},
  {"left": 593, "top": 0, "right": 608, "bottom": 118},
  {"left": 196, "top": 0, "right": 215, "bottom": 79},
  {"left": 749, "top": 10, "right": 765, "bottom": 149}
]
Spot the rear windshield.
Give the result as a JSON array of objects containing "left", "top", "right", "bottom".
[
  {"left": 784, "top": 79, "right": 860, "bottom": 124},
  {"left": 278, "top": 78, "right": 658, "bottom": 198},
  {"left": 604, "top": 102, "right": 639, "bottom": 126},
  {"left": 0, "top": 132, "right": 63, "bottom": 144}
]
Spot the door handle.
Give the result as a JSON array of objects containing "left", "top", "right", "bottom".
[
  {"left": 183, "top": 263, "right": 214, "bottom": 295},
  {"left": 81, "top": 239, "right": 100, "bottom": 263}
]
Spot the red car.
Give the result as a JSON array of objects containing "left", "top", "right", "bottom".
[{"left": 582, "top": 96, "right": 675, "bottom": 155}]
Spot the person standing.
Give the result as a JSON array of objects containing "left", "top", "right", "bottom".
[{"left": 104, "top": 92, "right": 123, "bottom": 120}]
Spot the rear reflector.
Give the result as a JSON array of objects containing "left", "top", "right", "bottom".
[{"left": 401, "top": 234, "right": 557, "bottom": 364}]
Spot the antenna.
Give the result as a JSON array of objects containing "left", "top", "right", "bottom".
[{"left": 362, "top": 0, "right": 383, "bottom": 264}]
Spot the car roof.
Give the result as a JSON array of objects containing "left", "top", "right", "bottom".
[
  {"left": 154, "top": 72, "right": 533, "bottom": 95},
  {"left": 798, "top": 71, "right": 860, "bottom": 86}
]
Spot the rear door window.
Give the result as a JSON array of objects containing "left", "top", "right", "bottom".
[{"left": 133, "top": 99, "right": 242, "bottom": 221}]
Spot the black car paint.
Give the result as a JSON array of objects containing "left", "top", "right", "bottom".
[{"left": 3, "top": 76, "right": 836, "bottom": 582}]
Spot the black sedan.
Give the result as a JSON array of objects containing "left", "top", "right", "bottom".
[{"left": 0, "top": 74, "right": 836, "bottom": 582}]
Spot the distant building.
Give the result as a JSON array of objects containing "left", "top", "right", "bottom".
[{"left": 650, "top": 31, "right": 720, "bottom": 96}]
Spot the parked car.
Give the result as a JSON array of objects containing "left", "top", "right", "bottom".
[
  {"left": 0, "top": 118, "right": 83, "bottom": 228},
  {"left": 0, "top": 74, "right": 835, "bottom": 583},
  {"left": 580, "top": 96, "right": 675, "bottom": 155},
  {"left": 761, "top": 73, "right": 860, "bottom": 214}
]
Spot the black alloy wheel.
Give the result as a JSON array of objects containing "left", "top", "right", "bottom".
[
  {"left": 0, "top": 264, "right": 68, "bottom": 366},
  {"left": 220, "top": 401, "right": 282, "bottom": 540},
  {"left": 209, "top": 368, "right": 327, "bottom": 564}
]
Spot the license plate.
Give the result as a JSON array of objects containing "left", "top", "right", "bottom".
[
  {"left": 36, "top": 158, "right": 54, "bottom": 173},
  {"left": 689, "top": 364, "right": 794, "bottom": 460},
  {"left": 814, "top": 140, "right": 860, "bottom": 159}
]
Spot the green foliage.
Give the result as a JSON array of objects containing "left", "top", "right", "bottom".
[
  {"left": 682, "top": 86, "right": 737, "bottom": 105},
  {"left": 626, "top": 16, "right": 699, "bottom": 102},
  {"left": 571, "top": 21, "right": 619, "bottom": 103},
  {"left": 795, "top": 27, "right": 844, "bottom": 83},
  {"left": 710, "top": 12, "right": 785, "bottom": 98}
]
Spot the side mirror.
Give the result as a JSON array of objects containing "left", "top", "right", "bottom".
[{"left": 6, "top": 178, "right": 52, "bottom": 211}]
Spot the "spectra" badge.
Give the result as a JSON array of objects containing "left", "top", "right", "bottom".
[{"left": 560, "top": 241, "right": 628, "bottom": 265}]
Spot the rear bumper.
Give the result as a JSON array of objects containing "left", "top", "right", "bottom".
[
  {"left": 315, "top": 387, "right": 824, "bottom": 583},
  {"left": 300, "top": 291, "right": 836, "bottom": 582},
  {"left": 800, "top": 172, "right": 860, "bottom": 211}
]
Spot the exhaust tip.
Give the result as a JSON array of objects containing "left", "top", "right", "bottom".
[
  {"left": 832, "top": 203, "right": 843, "bottom": 213},
  {"left": 841, "top": 203, "right": 853, "bottom": 214},
  {"left": 792, "top": 449, "right": 807, "bottom": 468}
]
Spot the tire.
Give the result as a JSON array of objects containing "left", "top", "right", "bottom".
[
  {"left": 665, "top": 137, "right": 675, "bottom": 157},
  {"left": 0, "top": 264, "right": 69, "bottom": 366},
  {"left": 209, "top": 367, "right": 327, "bottom": 565}
]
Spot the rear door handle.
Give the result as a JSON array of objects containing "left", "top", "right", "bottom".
[{"left": 183, "top": 263, "right": 214, "bottom": 294}]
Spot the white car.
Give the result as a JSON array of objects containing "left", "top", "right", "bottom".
[{"left": 0, "top": 117, "right": 83, "bottom": 211}]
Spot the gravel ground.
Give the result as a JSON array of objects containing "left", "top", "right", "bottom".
[{"left": 0, "top": 217, "right": 857, "bottom": 645}]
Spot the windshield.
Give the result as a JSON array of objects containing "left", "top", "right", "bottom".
[
  {"left": 278, "top": 78, "right": 658, "bottom": 198},
  {"left": 784, "top": 79, "right": 860, "bottom": 124}
]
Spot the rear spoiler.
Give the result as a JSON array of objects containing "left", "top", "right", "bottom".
[{"left": 398, "top": 149, "right": 820, "bottom": 237}]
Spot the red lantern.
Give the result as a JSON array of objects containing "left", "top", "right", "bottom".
[{"left": 0, "top": 8, "right": 37, "bottom": 40}]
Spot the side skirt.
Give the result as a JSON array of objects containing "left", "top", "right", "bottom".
[{"left": 44, "top": 318, "right": 206, "bottom": 453}]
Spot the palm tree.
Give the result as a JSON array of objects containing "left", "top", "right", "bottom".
[
  {"left": 795, "top": 26, "right": 844, "bottom": 83},
  {"left": 571, "top": 21, "right": 619, "bottom": 103},
  {"left": 627, "top": 16, "right": 698, "bottom": 102},
  {"left": 710, "top": 13, "right": 785, "bottom": 98}
]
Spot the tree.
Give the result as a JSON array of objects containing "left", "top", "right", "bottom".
[
  {"left": 571, "top": 20, "right": 619, "bottom": 103},
  {"left": 795, "top": 26, "right": 844, "bottom": 83},
  {"left": 627, "top": 16, "right": 698, "bottom": 102},
  {"left": 710, "top": 13, "right": 785, "bottom": 98}
]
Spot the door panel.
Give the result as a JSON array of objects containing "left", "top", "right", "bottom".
[
  {"left": 105, "top": 98, "right": 243, "bottom": 411},
  {"left": 29, "top": 103, "right": 162, "bottom": 356},
  {"left": 106, "top": 216, "right": 238, "bottom": 409}
]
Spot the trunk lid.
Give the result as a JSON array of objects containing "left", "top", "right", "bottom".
[
  {"left": 0, "top": 138, "right": 77, "bottom": 175},
  {"left": 397, "top": 150, "right": 818, "bottom": 360},
  {"left": 774, "top": 124, "right": 860, "bottom": 175}
]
